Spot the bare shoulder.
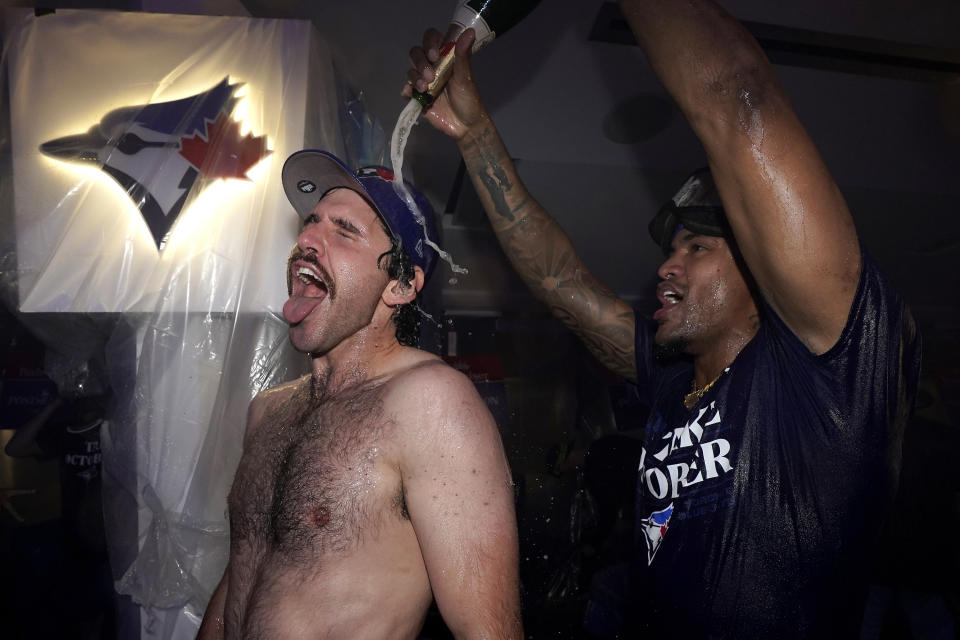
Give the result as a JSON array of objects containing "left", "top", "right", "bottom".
[
  {"left": 380, "top": 350, "right": 497, "bottom": 441},
  {"left": 384, "top": 351, "right": 484, "bottom": 408}
]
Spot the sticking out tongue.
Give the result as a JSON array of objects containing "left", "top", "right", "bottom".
[{"left": 283, "top": 296, "right": 323, "bottom": 325}]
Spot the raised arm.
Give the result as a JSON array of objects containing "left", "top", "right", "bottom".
[
  {"left": 393, "top": 363, "right": 522, "bottom": 639},
  {"left": 406, "top": 29, "right": 637, "bottom": 380},
  {"left": 618, "top": 0, "right": 860, "bottom": 354}
]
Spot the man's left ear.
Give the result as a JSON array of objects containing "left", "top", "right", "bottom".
[{"left": 383, "top": 266, "right": 425, "bottom": 306}]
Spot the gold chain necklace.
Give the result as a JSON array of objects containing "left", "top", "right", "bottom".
[{"left": 683, "top": 370, "right": 725, "bottom": 410}]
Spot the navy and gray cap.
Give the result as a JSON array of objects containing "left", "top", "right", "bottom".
[
  {"left": 282, "top": 150, "right": 439, "bottom": 281},
  {"left": 648, "top": 167, "right": 731, "bottom": 254}
]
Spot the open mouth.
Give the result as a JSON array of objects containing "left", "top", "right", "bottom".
[
  {"left": 653, "top": 283, "right": 684, "bottom": 321},
  {"left": 661, "top": 289, "right": 682, "bottom": 304},
  {"left": 294, "top": 264, "right": 329, "bottom": 297},
  {"left": 283, "top": 259, "right": 334, "bottom": 326}
]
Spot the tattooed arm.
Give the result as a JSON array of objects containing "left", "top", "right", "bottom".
[
  {"left": 459, "top": 120, "right": 637, "bottom": 380},
  {"left": 406, "top": 28, "right": 637, "bottom": 381}
]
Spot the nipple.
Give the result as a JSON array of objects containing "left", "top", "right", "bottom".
[{"left": 311, "top": 505, "right": 330, "bottom": 528}]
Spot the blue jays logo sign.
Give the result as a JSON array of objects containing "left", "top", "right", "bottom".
[{"left": 39, "top": 77, "right": 270, "bottom": 250}]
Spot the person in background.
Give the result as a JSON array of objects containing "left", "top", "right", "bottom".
[
  {"left": 406, "top": 0, "right": 921, "bottom": 635},
  {"left": 5, "top": 387, "right": 115, "bottom": 639}
]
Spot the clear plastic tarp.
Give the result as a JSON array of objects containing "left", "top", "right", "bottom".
[{"left": 0, "top": 8, "right": 386, "bottom": 638}]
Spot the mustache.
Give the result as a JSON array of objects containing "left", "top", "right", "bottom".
[{"left": 286, "top": 248, "right": 335, "bottom": 299}]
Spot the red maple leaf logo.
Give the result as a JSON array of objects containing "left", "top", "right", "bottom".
[{"left": 179, "top": 111, "right": 270, "bottom": 180}]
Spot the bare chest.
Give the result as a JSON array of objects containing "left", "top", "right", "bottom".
[{"left": 228, "top": 385, "right": 405, "bottom": 562}]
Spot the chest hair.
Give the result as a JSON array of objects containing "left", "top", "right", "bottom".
[{"left": 228, "top": 380, "right": 406, "bottom": 565}]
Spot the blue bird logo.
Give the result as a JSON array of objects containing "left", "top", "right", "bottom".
[
  {"left": 39, "top": 77, "right": 270, "bottom": 250},
  {"left": 640, "top": 502, "right": 674, "bottom": 565}
]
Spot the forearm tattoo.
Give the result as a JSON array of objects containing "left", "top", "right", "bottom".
[
  {"left": 462, "top": 128, "right": 522, "bottom": 224},
  {"left": 461, "top": 128, "right": 636, "bottom": 379}
]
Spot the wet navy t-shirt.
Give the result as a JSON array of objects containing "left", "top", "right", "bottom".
[{"left": 631, "top": 252, "right": 920, "bottom": 638}]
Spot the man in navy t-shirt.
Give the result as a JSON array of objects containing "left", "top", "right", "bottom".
[
  {"left": 408, "top": 0, "right": 921, "bottom": 635},
  {"left": 630, "top": 171, "right": 919, "bottom": 636}
]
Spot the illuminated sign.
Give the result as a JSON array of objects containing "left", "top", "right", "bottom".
[
  {"left": 39, "top": 78, "right": 271, "bottom": 250},
  {"left": 3, "top": 9, "right": 342, "bottom": 313}
]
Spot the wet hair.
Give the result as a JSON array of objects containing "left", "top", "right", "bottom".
[{"left": 377, "top": 235, "right": 421, "bottom": 347}]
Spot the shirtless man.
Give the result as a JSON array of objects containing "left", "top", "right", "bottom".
[
  {"left": 197, "top": 150, "right": 522, "bottom": 639},
  {"left": 407, "top": 0, "right": 920, "bottom": 636}
]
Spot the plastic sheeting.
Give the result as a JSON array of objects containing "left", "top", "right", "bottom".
[{"left": 0, "top": 8, "right": 389, "bottom": 638}]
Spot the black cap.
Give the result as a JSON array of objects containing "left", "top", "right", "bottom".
[{"left": 648, "top": 167, "right": 731, "bottom": 254}]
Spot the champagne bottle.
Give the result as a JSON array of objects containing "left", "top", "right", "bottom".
[{"left": 412, "top": 0, "right": 541, "bottom": 108}]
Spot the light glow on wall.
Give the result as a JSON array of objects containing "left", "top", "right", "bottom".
[
  {"left": 7, "top": 9, "right": 314, "bottom": 313},
  {"left": 40, "top": 80, "right": 273, "bottom": 256}
]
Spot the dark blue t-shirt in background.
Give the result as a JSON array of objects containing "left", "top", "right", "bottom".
[{"left": 630, "top": 251, "right": 921, "bottom": 638}]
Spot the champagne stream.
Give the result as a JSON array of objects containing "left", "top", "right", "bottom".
[{"left": 389, "top": 99, "right": 468, "bottom": 276}]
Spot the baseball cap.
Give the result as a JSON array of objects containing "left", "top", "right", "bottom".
[
  {"left": 282, "top": 150, "right": 439, "bottom": 281},
  {"left": 648, "top": 167, "right": 731, "bottom": 254}
]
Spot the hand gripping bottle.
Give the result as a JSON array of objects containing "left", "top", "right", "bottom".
[{"left": 412, "top": 0, "right": 541, "bottom": 107}]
